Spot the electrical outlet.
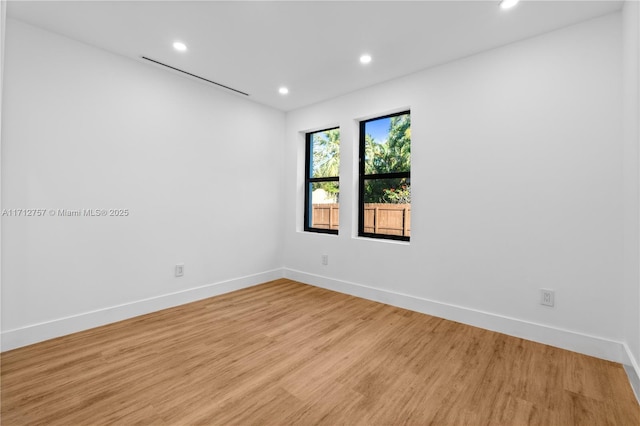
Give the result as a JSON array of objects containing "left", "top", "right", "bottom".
[
  {"left": 321, "top": 254, "right": 328, "bottom": 266},
  {"left": 175, "top": 263, "right": 184, "bottom": 277},
  {"left": 540, "top": 289, "right": 554, "bottom": 307}
]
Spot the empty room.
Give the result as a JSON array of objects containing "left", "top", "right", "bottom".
[{"left": 1, "top": 0, "right": 640, "bottom": 424}]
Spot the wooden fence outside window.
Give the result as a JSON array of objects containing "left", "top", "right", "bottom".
[{"left": 311, "top": 203, "right": 411, "bottom": 237}]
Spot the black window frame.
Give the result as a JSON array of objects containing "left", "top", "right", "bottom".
[
  {"left": 304, "top": 127, "right": 340, "bottom": 235},
  {"left": 358, "top": 111, "right": 411, "bottom": 242}
]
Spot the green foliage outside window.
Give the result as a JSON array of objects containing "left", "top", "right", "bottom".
[
  {"left": 309, "top": 114, "right": 411, "bottom": 204},
  {"left": 363, "top": 113, "right": 411, "bottom": 203},
  {"left": 311, "top": 128, "right": 340, "bottom": 199}
]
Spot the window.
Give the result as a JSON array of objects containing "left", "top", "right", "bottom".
[
  {"left": 359, "top": 111, "right": 411, "bottom": 241},
  {"left": 304, "top": 127, "right": 340, "bottom": 234}
]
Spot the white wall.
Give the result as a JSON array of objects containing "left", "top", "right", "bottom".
[
  {"left": 0, "top": 0, "right": 7, "bottom": 351},
  {"left": 1, "top": 19, "right": 285, "bottom": 350},
  {"left": 1, "top": 7, "right": 636, "bottom": 383},
  {"left": 622, "top": 0, "right": 640, "bottom": 395},
  {"left": 284, "top": 13, "right": 627, "bottom": 363}
]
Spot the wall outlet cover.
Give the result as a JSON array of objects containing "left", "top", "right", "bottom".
[
  {"left": 540, "top": 289, "right": 554, "bottom": 307},
  {"left": 175, "top": 264, "right": 185, "bottom": 277}
]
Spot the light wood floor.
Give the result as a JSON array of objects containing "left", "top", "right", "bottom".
[{"left": 2, "top": 279, "right": 639, "bottom": 425}]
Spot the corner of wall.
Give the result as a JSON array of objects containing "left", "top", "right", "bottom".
[
  {"left": 621, "top": 0, "right": 640, "bottom": 403},
  {"left": 622, "top": 0, "right": 640, "bottom": 402},
  {"left": 0, "top": 0, "right": 7, "bottom": 353},
  {"left": 624, "top": 344, "right": 640, "bottom": 403}
]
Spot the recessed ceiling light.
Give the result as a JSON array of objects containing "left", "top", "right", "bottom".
[
  {"left": 500, "top": 0, "right": 519, "bottom": 10},
  {"left": 360, "top": 54, "right": 372, "bottom": 64},
  {"left": 173, "top": 41, "right": 187, "bottom": 52},
  {"left": 279, "top": 87, "right": 289, "bottom": 95}
]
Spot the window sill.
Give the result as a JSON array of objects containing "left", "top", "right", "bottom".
[{"left": 353, "top": 236, "right": 410, "bottom": 245}]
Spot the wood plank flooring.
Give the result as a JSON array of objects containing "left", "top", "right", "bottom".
[{"left": 2, "top": 278, "right": 639, "bottom": 425}]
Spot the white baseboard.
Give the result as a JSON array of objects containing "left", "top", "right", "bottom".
[
  {"left": 283, "top": 268, "right": 629, "bottom": 365},
  {"left": 4, "top": 265, "right": 637, "bottom": 395},
  {"left": 1, "top": 268, "right": 284, "bottom": 352}
]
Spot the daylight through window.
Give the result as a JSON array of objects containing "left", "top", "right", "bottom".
[
  {"left": 304, "top": 128, "right": 340, "bottom": 234},
  {"left": 359, "top": 111, "right": 411, "bottom": 241}
]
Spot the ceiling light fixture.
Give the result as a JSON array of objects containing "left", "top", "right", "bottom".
[
  {"left": 173, "top": 41, "right": 187, "bottom": 52},
  {"left": 360, "top": 54, "right": 372, "bottom": 64},
  {"left": 279, "top": 87, "right": 289, "bottom": 95},
  {"left": 499, "top": 0, "right": 519, "bottom": 10}
]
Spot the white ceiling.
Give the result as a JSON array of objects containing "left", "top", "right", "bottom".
[{"left": 7, "top": 0, "right": 623, "bottom": 111}]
